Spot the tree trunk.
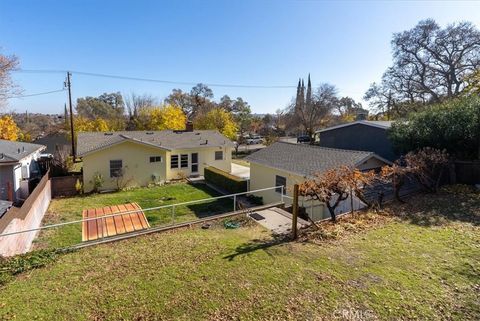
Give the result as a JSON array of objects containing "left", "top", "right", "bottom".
[
  {"left": 394, "top": 179, "right": 406, "bottom": 203},
  {"left": 326, "top": 204, "right": 336, "bottom": 222}
]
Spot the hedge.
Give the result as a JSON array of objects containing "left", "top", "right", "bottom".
[{"left": 204, "top": 166, "right": 248, "bottom": 194}]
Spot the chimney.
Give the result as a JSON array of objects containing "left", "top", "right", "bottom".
[{"left": 185, "top": 121, "right": 194, "bottom": 132}]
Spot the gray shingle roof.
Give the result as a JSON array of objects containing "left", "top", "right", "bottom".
[
  {"left": 77, "top": 130, "right": 234, "bottom": 156},
  {"left": 0, "top": 140, "right": 46, "bottom": 163},
  {"left": 245, "top": 142, "right": 378, "bottom": 177}
]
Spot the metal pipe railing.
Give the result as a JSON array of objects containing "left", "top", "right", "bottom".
[{"left": 0, "top": 185, "right": 285, "bottom": 238}]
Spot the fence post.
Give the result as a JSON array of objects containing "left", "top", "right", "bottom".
[
  {"left": 233, "top": 194, "right": 237, "bottom": 212},
  {"left": 292, "top": 184, "right": 299, "bottom": 240},
  {"left": 172, "top": 205, "right": 175, "bottom": 224}
]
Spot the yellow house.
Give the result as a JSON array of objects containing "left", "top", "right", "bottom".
[
  {"left": 77, "top": 130, "right": 233, "bottom": 192},
  {"left": 246, "top": 142, "right": 390, "bottom": 220}
]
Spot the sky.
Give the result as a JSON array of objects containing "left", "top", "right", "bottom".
[{"left": 1, "top": 0, "right": 480, "bottom": 115}]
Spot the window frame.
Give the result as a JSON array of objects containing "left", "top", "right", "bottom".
[
  {"left": 149, "top": 156, "right": 162, "bottom": 163},
  {"left": 109, "top": 159, "right": 123, "bottom": 178},
  {"left": 275, "top": 175, "right": 286, "bottom": 194},
  {"left": 214, "top": 150, "right": 223, "bottom": 161},
  {"left": 180, "top": 154, "right": 188, "bottom": 168},
  {"left": 170, "top": 155, "right": 179, "bottom": 169}
]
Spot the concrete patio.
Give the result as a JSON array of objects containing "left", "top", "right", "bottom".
[{"left": 248, "top": 207, "right": 309, "bottom": 235}]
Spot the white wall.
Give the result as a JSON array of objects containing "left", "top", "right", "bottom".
[{"left": 249, "top": 162, "right": 371, "bottom": 221}]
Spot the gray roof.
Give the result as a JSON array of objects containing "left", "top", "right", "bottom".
[
  {"left": 316, "top": 120, "right": 393, "bottom": 133},
  {"left": 77, "top": 130, "right": 234, "bottom": 156},
  {"left": 0, "top": 140, "right": 46, "bottom": 163},
  {"left": 0, "top": 200, "right": 12, "bottom": 218},
  {"left": 245, "top": 142, "right": 383, "bottom": 177}
]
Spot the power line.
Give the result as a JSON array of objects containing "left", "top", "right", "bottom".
[
  {"left": 13, "top": 69, "right": 297, "bottom": 89},
  {"left": 6, "top": 88, "right": 66, "bottom": 99}
]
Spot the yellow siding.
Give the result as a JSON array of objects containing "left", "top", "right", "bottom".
[
  {"left": 249, "top": 162, "right": 328, "bottom": 220},
  {"left": 165, "top": 146, "right": 231, "bottom": 180},
  {"left": 82, "top": 141, "right": 232, "bottom": 192}
]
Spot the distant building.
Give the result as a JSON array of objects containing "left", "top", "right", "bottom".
[
  {"left": 246, "top": 142, "right": 390, "bottom": 221},
  {"left": 0, "top": 140, "right": 46, "bottom": 202},
  {"left": 77, "top": 129, "right": 234, "bottom": 192},
  {"left": 33, "top": 132, "right": 71, "bottom": 154},
  {"left": 315, "top": 120, "right": 397, "bottom": 161}
]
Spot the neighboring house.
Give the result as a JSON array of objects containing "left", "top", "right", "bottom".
[
  {"left": 246, "top": 142, "right": 390, "bottom": 220},
  {"left": 77, "top": 129, "right": 234, "bottom": 192},
  {"left": 315, "top": 120, "right": 397, "bottom": 161},
  {"left": 33, "top": 132, "right": 71, "bottom": 154},
  {"left": 0, "top": 140, "right": 46, "bottom": 202}
]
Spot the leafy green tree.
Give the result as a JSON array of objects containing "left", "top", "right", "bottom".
[
  {"left": 389, "top": 96, "right": 480, "bottom": 160},
  {"left": 76, "top": 92, "right": 125, "bottom": 124}
]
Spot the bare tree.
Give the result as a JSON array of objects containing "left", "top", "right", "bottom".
[
  {"left": 293, "top": 83, "right": 337, "bottom": 139},
  {"left": 366, "top": 19, "right": 480, "bottom": 114},
  {"left": 0, "top": 52, "right": 19, "bottom": 109},
  {"left": 125, "top": 93, "right": 157, "bottom": 130}
]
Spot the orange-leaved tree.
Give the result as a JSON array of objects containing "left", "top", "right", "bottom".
[
  {"left": 404, "top": 147, "right": 449, "bottom": 192},
  {"left": 0, "top": 115, "right": 19, "bottom": 141},
  {"left": 299, "top": 166, "right": 375, "bottom": 222}
]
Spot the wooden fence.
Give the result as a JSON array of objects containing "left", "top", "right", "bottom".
[
  {"left": 51, "top": 175, "right": 82, "bottom": 198},
  {"left": 454, "top": 161, "right": 480, "bottom": 185}
]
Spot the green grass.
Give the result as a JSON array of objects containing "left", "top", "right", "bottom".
[
  {"left": 33, "top": 183, "right": 232, "bottom": 249},
  {"left": 2, "top": 190, "right": 479, "bottom": 320}
]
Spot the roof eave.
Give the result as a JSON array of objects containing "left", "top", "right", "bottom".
[{"left": 316, "top": 121, "right": 390, "bottom": 133}]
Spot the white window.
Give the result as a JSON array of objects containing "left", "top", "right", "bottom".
[
  {"left": 149, "top": 156, "right": 162, "bottom": 163},
  {"left": 215, "top": 151, "right": 223, "bottom": 160},
  {"left": 171, "top": 155, "right": 179, "bottom": 169}
]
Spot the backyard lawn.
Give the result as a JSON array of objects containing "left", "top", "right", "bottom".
[
  {"left": 1, "top": 188, "right": 479, "bottom": 320},
  {"left": 33, "top": 183, "right": 232, "bottom": 249}
]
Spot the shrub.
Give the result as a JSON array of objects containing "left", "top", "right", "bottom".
[
  {"left": 75, "top": 179, "right": 83, "bottom": 194},
  {"left": 204, "top": 167, "right": 248, "bottom": 194},
  {"left": 0, "top": 249, "right": 70, "bottom": 286},
  {"left": 90, "top": 172, "right": 104, "bottom": 192},
  {"left": 388, "top": 96, "right": 480, "bottom": 160}
]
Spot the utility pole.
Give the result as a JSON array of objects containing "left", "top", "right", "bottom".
[{"left": 65, "top": 72, "right": 76, "bottom": 158}]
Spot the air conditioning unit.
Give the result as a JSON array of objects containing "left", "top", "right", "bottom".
[
  {"left": 21, "top": 165, "right": 29, "bottom": 179},
  {"left": 19, "top": 180, "right": 30, "bottom": 199}
]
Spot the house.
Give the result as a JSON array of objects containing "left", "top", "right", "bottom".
[
  {"left": 77, "top": 129, "right": 234, "bottom": 192},
  {"left": 315, "top": 120, "right": 397, "bottom": 161},
  {"left": 245, "top": 142, "right": 390, "bottom": 220},
  {"left": 33, "top": 132, "right": 71, "bottom": 154},
  {"left": 0, "top": 140, "right": 46, "bottom": 202}
]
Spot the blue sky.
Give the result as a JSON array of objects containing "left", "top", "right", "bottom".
[{"left": 1, "top": 0, "right": 480, "bottom": 115}]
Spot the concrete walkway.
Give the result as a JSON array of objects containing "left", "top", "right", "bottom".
[
  {"left": 230, "top": 163, "right": 250, "bottom": 179},
  {"left": 248, "top": 208, "right": 309, "bottom": 235}
]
